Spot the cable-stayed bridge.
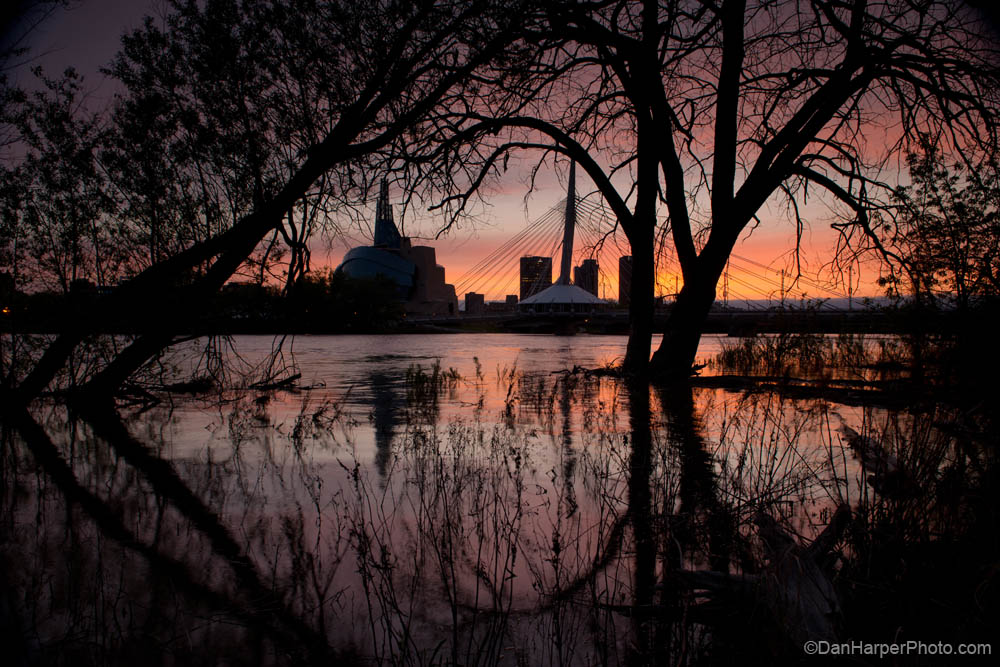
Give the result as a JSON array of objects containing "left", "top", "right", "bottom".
[{"left": 452, "top": 194, "right": 857, "bottom": 312}]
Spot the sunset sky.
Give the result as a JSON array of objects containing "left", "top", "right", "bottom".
[{"left": 6, "top": 0, "right": 904, "bottom": 303}]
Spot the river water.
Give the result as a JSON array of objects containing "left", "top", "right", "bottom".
[{"left": 5, "top": 333, "right": 889, "bottom": 665}]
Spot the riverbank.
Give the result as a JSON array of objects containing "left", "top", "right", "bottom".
[{"left": 4, "top": 303, "right": 990, "bottom": 337}]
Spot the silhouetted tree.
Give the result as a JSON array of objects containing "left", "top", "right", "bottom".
[
  {"left": 2, "top": 68, "right": 119, "bottom": 294},
  {"left": 1, "top": 1, "right": 76, "bottom": 283},
  {"left": 421, "top": 0, "right": 1000, "bottom": 379},
  {"left": 881, "top": 141, "right": 1000, "bottom": 310},
  {"left": 3, "top": 0, "right": 533, "bottom": 401}
]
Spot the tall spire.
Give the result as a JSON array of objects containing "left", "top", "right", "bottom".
[
  {"left": 373, "top": 178, "right": 402, "bottom": 248},
  {"left": 557, "top": 162, "right": 577, "bottom": 285}
]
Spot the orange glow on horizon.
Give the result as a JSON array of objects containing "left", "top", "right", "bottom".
[
  {"left": 313, "top": 234, "right": 884, "bottom": 306},
  {"left": 309, "top": 175, "right": 888, "bottom": 305}
]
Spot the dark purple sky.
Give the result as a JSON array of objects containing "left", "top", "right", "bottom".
[{"left": 5, "top": 0, "right": 153, "bottom": 106}]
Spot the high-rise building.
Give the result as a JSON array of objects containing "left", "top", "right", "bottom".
[
  {"left": 574, "top": 259, "right": 599, "bottom": 297},
  {"left": 465, "top": 292, "right": 485, "bottom": 314},
  {"left": 618, "top": 256, "right": 633, "bottom": 306},
  {"left": 520, "top": 256, "right": 552, "bottom": 300}
]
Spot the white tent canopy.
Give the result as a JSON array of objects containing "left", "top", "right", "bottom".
[{"left": 520, "top": 283, "right": 605, "bottom": 306}]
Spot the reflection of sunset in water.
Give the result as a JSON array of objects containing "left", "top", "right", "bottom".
[{"left": 8, "top": 334, "right": 936, "bottom": 664}]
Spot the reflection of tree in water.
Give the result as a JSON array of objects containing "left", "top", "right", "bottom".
[
  {"left": 626, "top": 379, "right": 658, "bottom": 662},
  {"left": 622, "top": 381, "right": 738, "bottom": 664},
  {"left": 2, "top": 403, "right": 349, "bottom": 666},
  {"left": 658, "top": 385, "right": 738, "bottom": 574},
  {"left": 571, "top": 381, "right": 842, "bottom": 664},
  {"left": 4, "top": 371, "right": 987, "bottom": 665},
  {"left": 0, "top": 388, "right": 776, "bottom": 664}
]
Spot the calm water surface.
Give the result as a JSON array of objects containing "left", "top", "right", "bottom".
[
  {"left": 157, "top": 334, "right": 723, "bottom": 456},
  {"left": 6, "top": 333, "right": 882, "bottom": 665}
]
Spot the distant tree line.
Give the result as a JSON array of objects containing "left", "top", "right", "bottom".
[{"left": 0, "top": 270, "right": 404, "bottom": 333}]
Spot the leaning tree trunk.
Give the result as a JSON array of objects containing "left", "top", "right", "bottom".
[
  {"left": 12, "top": 126, "right": 342, "bottom": 404},
  {"left": 650, "top": 245, "right": 730, "bottom": 382},
  {"left": 83, "top": 208, "right": 283, "bottom": 396},
  {"left": 13, "top": 206, "right": 282, "bottom": 403},
  {"left": 650, "top": 276, "right": 716, "bottom": 380}
]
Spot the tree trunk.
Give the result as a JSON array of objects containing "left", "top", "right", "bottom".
[
  {"left": 649, "top": 267, "right": 719, "bottom": 381},
  {"left": 83, "top": 209, "right": 279, "bottom": 396},
  {"left": 623, "top": 226, "right": 655, "bottom": 376}
]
